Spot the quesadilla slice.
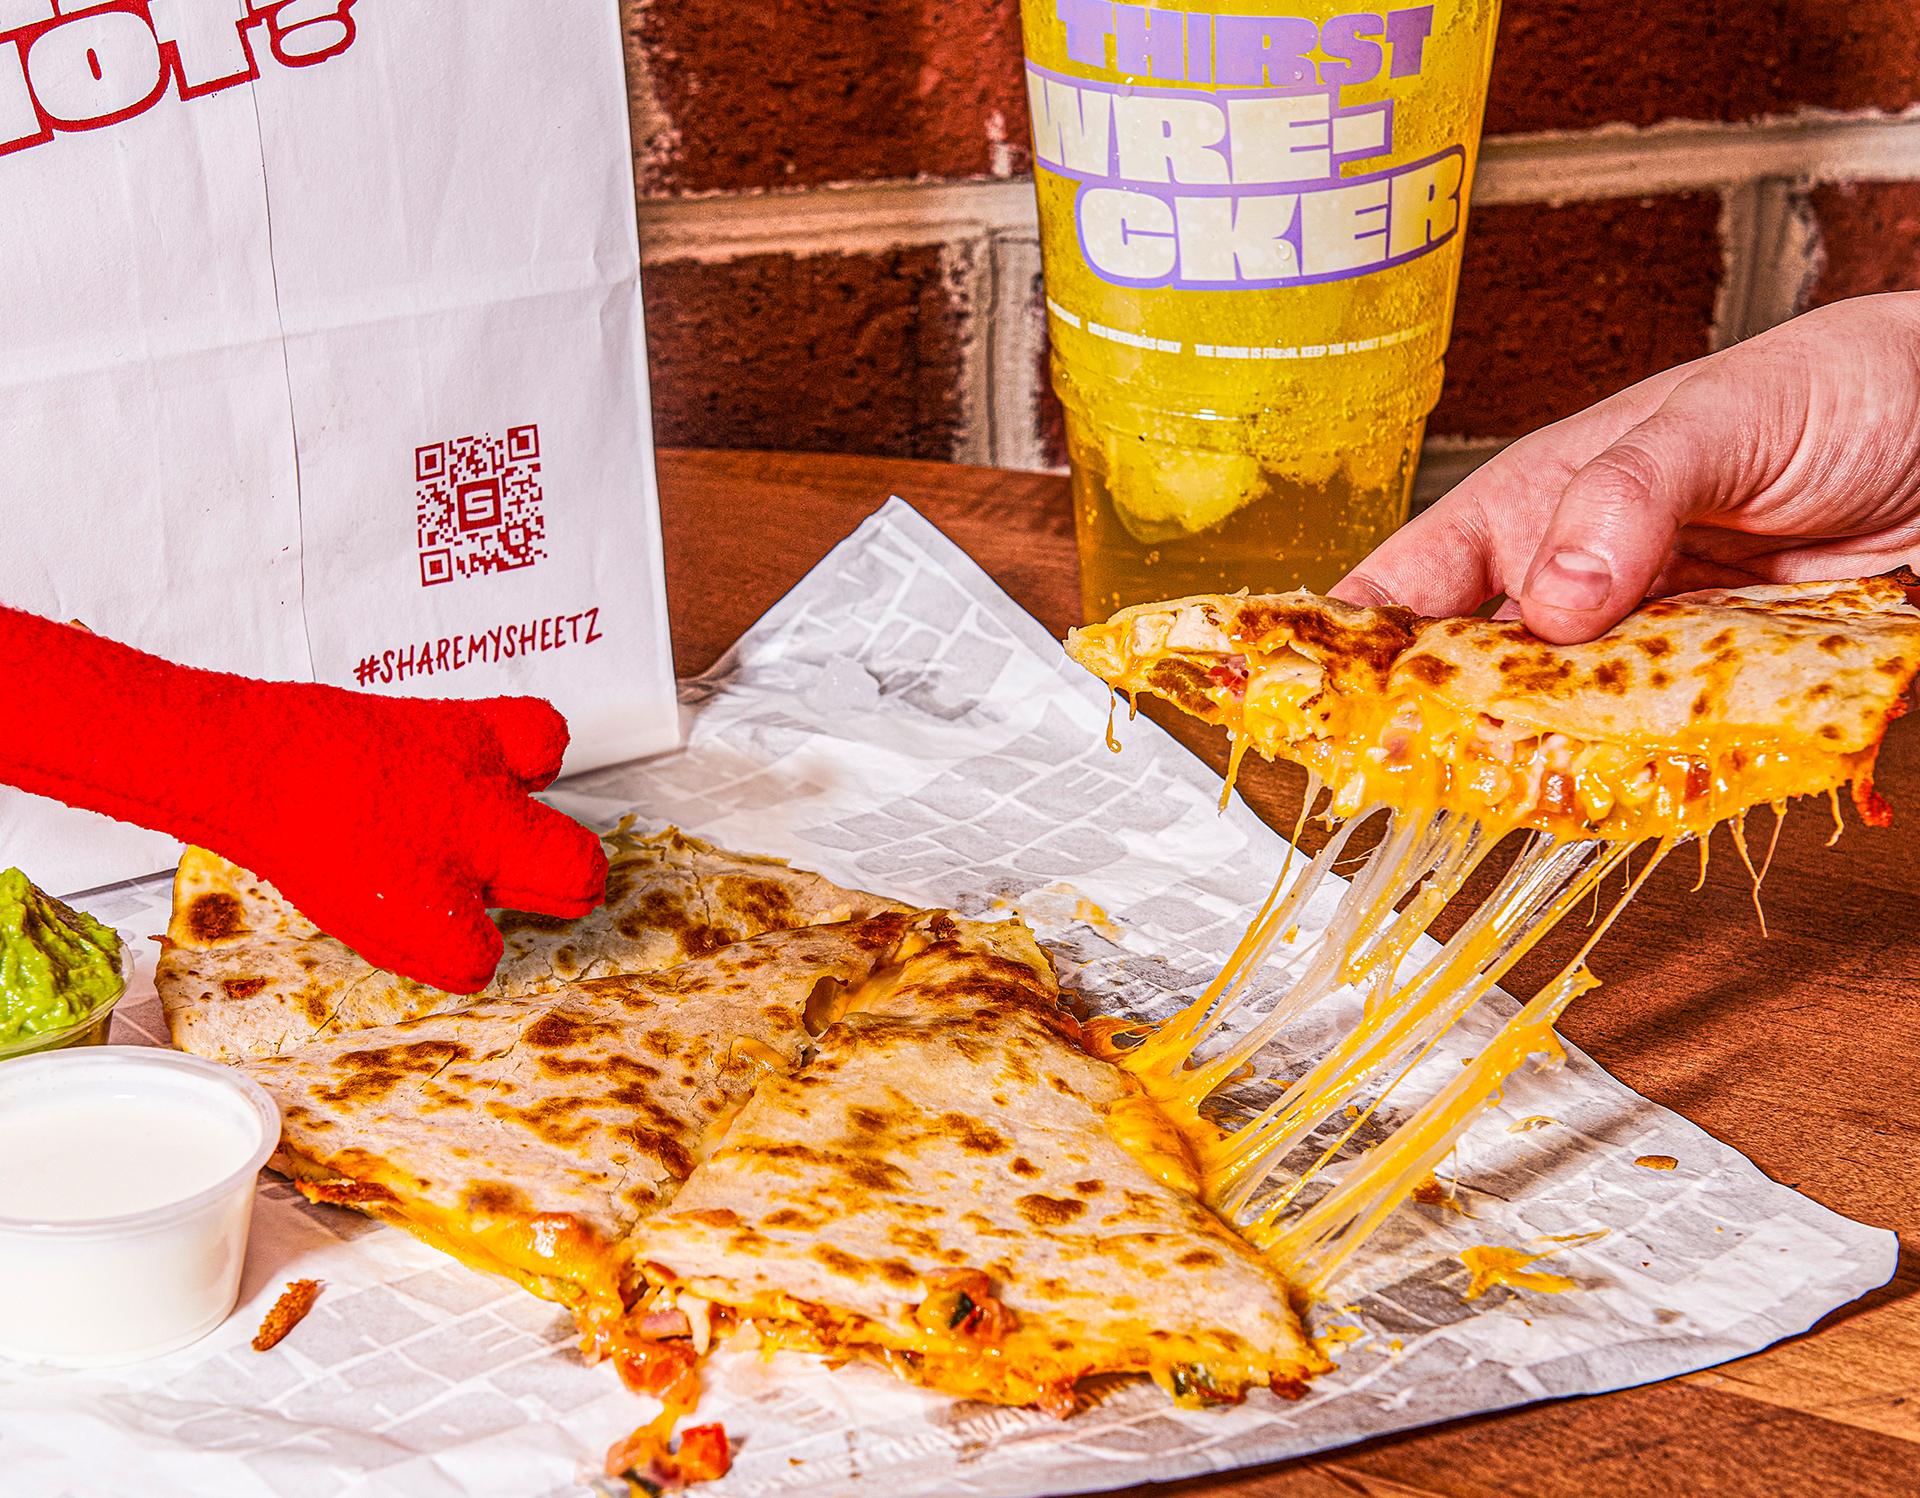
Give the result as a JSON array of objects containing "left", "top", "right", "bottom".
[
  {"left": 634, "top": 926, "right": 1320, "bottom": 1416},
  {"left": 1062, "top": 580, "right": 1920, "bottom": 1295},
  {"left": 239, "top": 910, "right": 1001, "bottom": 1348},
  {"left": 163, "top": 821, "right": 902, "bottom": 1062},
  {"left": 1066, "top": 578, "right": 1920, "bottom": 839}
]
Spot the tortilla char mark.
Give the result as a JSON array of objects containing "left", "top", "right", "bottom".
[
  {"left": 1231, "top": 596, "right": 1418, "bottom": 679},
  {"left": 712, "top": 875, "right": 801, "bottom": 932},
  {"left": 303, "top": 1039, "right": 472, "bottom": 1106},
  {"left": 186, "top": 890, "right": 247, "bottom": 943}
]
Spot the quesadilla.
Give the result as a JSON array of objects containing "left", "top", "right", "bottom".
[
  {"left": 1064, "top": 581, "right": 1920, "bottom": 1293},
  {"left": 1066, "top": 578, "right": 1920, "bottom": 839},
  {"left": 239, "top": 911, "right": 994, "bottom": 1349},
  {"left": 634, "top": 922, "right": 1321, "bottom": 1416},
  {"left": 163, "top": 821, "right": 902, "bottom": 1062}
]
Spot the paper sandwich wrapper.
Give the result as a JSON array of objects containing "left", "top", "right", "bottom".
[{"left": 7, "top": 502, "right": 1892, "bottom": 1498}]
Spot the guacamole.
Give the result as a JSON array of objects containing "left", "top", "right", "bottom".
[{"left": 0, "top": 868, "right": 123, "bottom": 1043}]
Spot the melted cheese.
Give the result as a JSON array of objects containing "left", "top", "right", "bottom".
[
  {"left": 282, "top": 1151, "right": 631, "bottom": 1327},
  {"left": 1119, "top": 637, "right": 1876, "bottom": 843},
  {"left": 1459, "top": 1231, "right": 1608, "bottom": 1299},
  {"left": 1102, "top": 1093, "right": 1202, "bottom": 1195},
  {"left": 1107, "top": 792, "right": 1679, "bottom": 1298},
  {"left": 655, "top": 1280, "right": 1311, "bottom": 1414}
]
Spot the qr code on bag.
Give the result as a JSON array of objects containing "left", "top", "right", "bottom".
[{"left": 415, "top": 424, "right": 546, "bottom": 587}]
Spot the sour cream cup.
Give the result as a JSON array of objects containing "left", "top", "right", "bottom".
[{"left": 0, "top": 1047, "right": 279, "bottom": 1367}]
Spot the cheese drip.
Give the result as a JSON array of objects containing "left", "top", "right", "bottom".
[{"left": 1120, "top": 783, "right": 1678, "bottom": 1297}]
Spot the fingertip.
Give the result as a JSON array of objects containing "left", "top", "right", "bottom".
[
  {"left": 418, "top": 906, "right": 505, "bottom": 995},
  {"left": 318, "top": 886, "right": 503, "bottom": 994},
  {"left": 1515, "top": 599, "right": 1626, "bottom": 645},
  {"left": 1326, "top": 572, "right": 1401, "bottom": 608}
]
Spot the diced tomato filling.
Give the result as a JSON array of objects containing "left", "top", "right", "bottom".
[
  {"left": 1852, "top": 774, "right": 1893, "bottom": 827},
  {"left": 635, "top": 1309, "right": 693, "bottom": 1340},
  {"left": 602, "top": 1334, "right": 700, "bottom": 1401},
  {"left": 1683, "top": 757, "right": 1712, "bottom": 801},
  {"left": 1207, "top": 657, "right": 1250, "bottom": 695},
  {"left": 605, "top": 1422, "right": 732, "bottom": 1491},
  {"left": 1537, "top": 770, "right": 1577, "bottom": 818}
]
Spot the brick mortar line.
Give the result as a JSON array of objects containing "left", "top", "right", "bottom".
[
  {"left": 1475, "top": 108, "right": 1920, "bottom": 203},
  {"left": 634, "top": 111, "right": 1920, "bottom": 262}
]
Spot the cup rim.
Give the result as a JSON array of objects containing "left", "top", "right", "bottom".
[{"left": 0, "top": 1046, "right": 280, "bottom": 1236}]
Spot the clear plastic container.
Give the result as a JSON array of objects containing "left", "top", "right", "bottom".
[
  {"left": 0, "top": 1047, "right": 280, "bottom": 1367},
  {"left": 1018, "top": 0, "right": 1504, "bottom": 618}
]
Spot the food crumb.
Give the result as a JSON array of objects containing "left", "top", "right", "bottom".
[
  {"left": 606, "top": 1422, "right": 731, "bottom": 1491},
  {"left": 1410, "top": 1172, "right": 1465, "bottom": 1212},
  {"left": 1634, "top": 1154, "right": 1678, "bottom": 1171},
  {"left": 252, "top": 1279, "right": 322, "bottom": 1351},
  {"left": 1507, "top": 1115, "right": 1557, "bottom": 1133}
]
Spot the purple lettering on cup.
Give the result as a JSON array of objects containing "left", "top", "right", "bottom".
[
  {"left": 1385, "top": 5, "right": 1434, "bottom": 78},
  {"left": 1115, "top": 5, "right": 1186, "bottom": 81},
  {"left": 1078, "top": 185, "right": 1178, "bottom": 283},
  {"left": 1319, "top": 12, "right": 1385, "bottom": 88},
  {"left": 1184, "top": 11, "right": 1214, "bottom": 84},
  {"left": 1214, "top": 14, "right": 1318, "bottom": 88},
  {"left": 1056, "top": 0, "right": 1118, "bottom": 67}
]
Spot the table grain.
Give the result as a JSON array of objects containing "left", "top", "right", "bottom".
[{"left": 657, "top": 448, "right": 1920, "bottom": 1498}]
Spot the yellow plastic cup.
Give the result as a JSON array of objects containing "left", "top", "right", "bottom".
[{"left": 1020, "top": 0, "right": 1503, "bottom": 618}]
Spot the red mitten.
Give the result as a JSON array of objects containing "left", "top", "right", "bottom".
[{"left": 0, "top": 605, "right": 608, "bottom": 992}]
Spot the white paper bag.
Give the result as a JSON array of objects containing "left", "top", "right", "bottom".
[{"left": 0, "top": 0, "right": 677, "bottom": 895}]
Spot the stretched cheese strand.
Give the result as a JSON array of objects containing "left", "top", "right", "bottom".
[
  {"left": 1117, "top": 783, "right": 1681, "bottom": 1290},
  {"left": 1124, "top": 804, "right": 1360, "bottom": 1078},
  {"left": 1127, "top": 804, "right": 1490, "bottom": 1108},
  {"left": 1176, "top": 808, "right": 1502, "bottom": 1114},
  {"left": 1256, "top": 841, "right": 1675, "bottom": 1295},
  {"left": 1205, "top": 831, "right": 1634, "bottom": 1216},
  {"left": 1259, "top": 860, "right": 1681, "bottom": 1305}
]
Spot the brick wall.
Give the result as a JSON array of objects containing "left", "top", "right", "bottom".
[{"left": 622, "top": 0, "right": 1920, "bottom": 494}]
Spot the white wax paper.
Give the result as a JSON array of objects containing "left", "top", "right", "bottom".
[{"left": 0, "top": 500, "right": 1894, "bottom": 1498}]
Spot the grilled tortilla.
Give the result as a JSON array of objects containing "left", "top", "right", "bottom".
[
  {"left": 239, "top": 911, "right": 1020, "bottom": 1338},
  {"left": 162, "top": 821, "right": 901, "bottom": 1061},
  {"left": 634, "top": 926, "right": 1320, "bottom": 1416},
  {"left": 1065, "top": 578, "right": 1920, "bottom": 840}
]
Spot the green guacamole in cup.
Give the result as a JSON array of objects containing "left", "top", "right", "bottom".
[{"left": 0, "top": 868, "right": 123, "bottom": 1043}]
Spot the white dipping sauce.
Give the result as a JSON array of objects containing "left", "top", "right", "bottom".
[
  {"left": 0, "top": 1090, "right": 257, "bottom": 1221},
  {"left": 0, "top": 1048, "right": 279, "bottom": 1367}
]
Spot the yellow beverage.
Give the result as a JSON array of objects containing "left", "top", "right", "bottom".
[{"left": 1019, "top": 0, "right": 1502, "bottom": 618}]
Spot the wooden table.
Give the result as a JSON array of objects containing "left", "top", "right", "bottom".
[{"left": 658, "top": 448, "right": 1920, "bottom": 1498}]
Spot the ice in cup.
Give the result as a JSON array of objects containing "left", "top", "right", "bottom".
[{"left": 1019, "top": 0, "right": 1504, "bottom": 618}]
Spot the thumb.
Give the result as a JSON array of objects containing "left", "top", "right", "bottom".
[{"left": 1518, "top": 406, "right": 1725, "bottom": 643}]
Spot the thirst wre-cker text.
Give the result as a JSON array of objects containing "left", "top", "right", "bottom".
[{"left": 1032, "top": 2, "right": 1460, "bottom": 291}]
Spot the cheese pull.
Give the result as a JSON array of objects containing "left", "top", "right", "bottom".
[{"left": 1065, "top": 581, "right": 1920, "bottom": 1295}]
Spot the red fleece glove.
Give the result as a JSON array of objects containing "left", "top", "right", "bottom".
[{"left": 0, "top": 605, "right": 608, "bottom": 992}]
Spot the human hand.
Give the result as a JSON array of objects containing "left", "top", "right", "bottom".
[{"left": 1331, "top": 292, "right": 1920, "bottom": 641}]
